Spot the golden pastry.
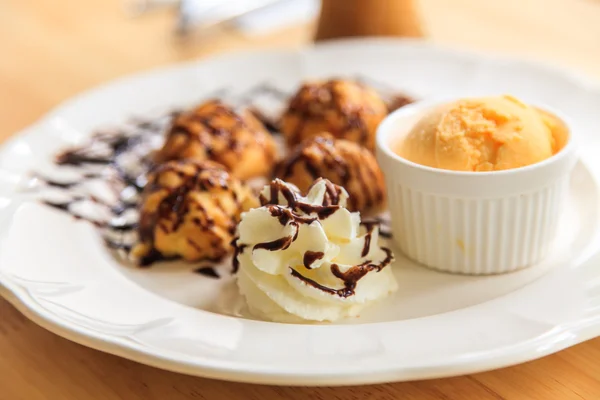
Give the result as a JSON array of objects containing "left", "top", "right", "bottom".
[
  {"left": 274, "top": 134, "right": 386, "bottom": 215},
  {"left": 281, "top": 79, "right": 387, "bottom": 151},
  {"left": 132, "top": 160, "right": 258, "bottom": 265},
  {"left": 156, "top": 100, "right": 277, "bottom": 180}
]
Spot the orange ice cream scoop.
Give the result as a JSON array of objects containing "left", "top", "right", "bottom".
[{"left": 396, "top": 95, "right": 565, "bottom": 172}]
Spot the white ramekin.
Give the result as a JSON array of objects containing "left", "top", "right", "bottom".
[{"left": 376, "top": 98, "right": 578, "bottom": 275}]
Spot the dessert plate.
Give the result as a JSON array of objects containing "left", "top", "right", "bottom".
[{"left": 2, "top": 39, "right": 600, "bottom": 386}]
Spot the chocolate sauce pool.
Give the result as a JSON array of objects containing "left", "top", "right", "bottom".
[{"left": 31, "top": 80, "right": 405, "bottom": 277}]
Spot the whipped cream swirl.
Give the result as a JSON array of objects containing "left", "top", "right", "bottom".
[{"left": 235, "top": 178, "right": 397, "bottom": 322}]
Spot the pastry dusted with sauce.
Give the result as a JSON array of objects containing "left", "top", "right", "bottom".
[
  {"left": 234, "top": 178, "right": 397, "bottom": 323},
  {"left": 281, "top": 79, "right": 387, "bottom": 151},
  {"left": 274, "top": 134, "right": 386, "bottom": 215},
  {"left": 132, "top": 160, "right": 258, "bottom": 265},
  {"left": 156, "top": 100, "right": 277, "bottom": 180}
]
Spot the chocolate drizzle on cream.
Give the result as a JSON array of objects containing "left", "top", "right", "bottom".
[
  {"left": 260, "top": 178, "right": 342, "bottom": 220},
  {"left": 290, "top": 247, "right": 394, "bottom": 298},
  {"left": 303, "top": 251, "right": 324, "bottom": 269},
  {"left": 361, "top": 223, "right": 374, "bottom": 257},
  {"left": 231, "top": 238, "right": 246, "bottom": 273},
  {"left": 235, "top": 178, "right": 395, "bottom": 303},
  {"left": 253, "top": 230, "right": 297, "bottom": 252},
  {"left": 361, "top": 215, "right": 392, "bottom": 238}
]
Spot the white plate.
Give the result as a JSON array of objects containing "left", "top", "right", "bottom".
[{"left": 2, "top": 39, "right": 600, "bottom": 386}]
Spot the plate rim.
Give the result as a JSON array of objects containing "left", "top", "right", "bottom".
[{"left": 2, "top": 270, "right": 600, "bottom": 386}]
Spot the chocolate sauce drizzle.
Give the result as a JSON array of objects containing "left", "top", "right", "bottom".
[
  {"left": 33, "top": 113, "right": 172, "bottom": 258},
  {"left": 274, "top": 134, "right": 384, "bottom": 212},
  {"left": 42, "top": 198, "right": 81, "bottom": 212},
  {"left": 290, "top": 247, "right": 394, "bottom": 298},
  {"left": 34, "top": 173, "right": 102, "bottom": 189},
  {"left": 303, "top": 251, "right": 324, "bottom": 269},
  {"left": 157, "top": 99, "right": 277, "bottom": 167},
  {"left": 260, "top": 178, "right": 342, "bottom": 220},
  {"left": 33, "top": 80, "right": 405, "bottom": 275},
  {"left": 236, "top": 177, "right": 394, "bottom": 298},
  {"left": 194, "top": 266, "right": 220, "bottom": 278},
  {"left": 361, "top": 223, "right": 374, "bottom": 257},
  {"left": 231, "top": 238, "right": 246, "bottom": 273},
  {"left": 235, "top": 82, "right": 290, "bottom": 107},
  {"left": 247, "top": 106, "right": 280, "bottom": 134},
  {"left": 361, "top": 215, "right": 392, "bottom": 238},
  {"left": 254, "top": 232, "right": 296, "bottom": 252},
  {"left": 138, "top": 161, "right": 234, "bottom": 247},
  {"left": 139, "top": 248, "right": 176, "bottom": 267},
  {"left": 286, "top": 80, "right": 373, "bottom": 147},
  {"left": 285, "top": 78, "right": 413, "bottom": 150}
]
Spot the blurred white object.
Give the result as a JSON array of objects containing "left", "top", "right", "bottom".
[
  {"left": 130, "top": 0, "right": 318, "bottom": 35},
  {"left": 234, "top": 0, "right": 318, "bottom": 34}
]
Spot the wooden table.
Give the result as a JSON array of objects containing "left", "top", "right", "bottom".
[{"left": 2, "top": 0, "right": 600, "bottom": 398}]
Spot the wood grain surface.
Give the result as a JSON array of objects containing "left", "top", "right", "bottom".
[{"left": 2, "top": 0, "right": 600, "bottom": 399}]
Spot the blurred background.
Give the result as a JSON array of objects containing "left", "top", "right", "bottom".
[{"left": 1, "top": 0, "right": 600, "bottom": 136}]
